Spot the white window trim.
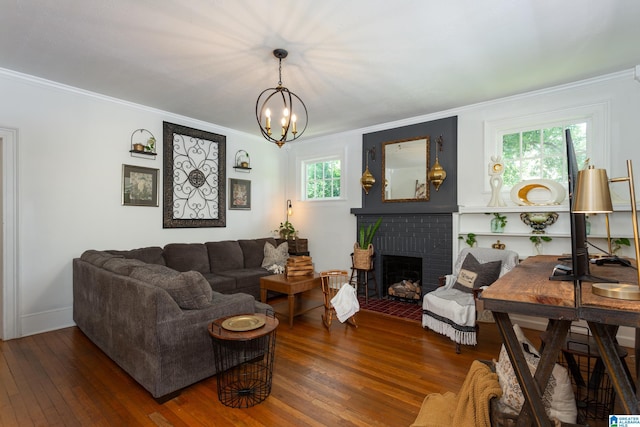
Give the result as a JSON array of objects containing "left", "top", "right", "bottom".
[
  {"left": 483, "top": 102, "right": 610, "bottom": 193},
  {"left": 296, "top": 149, "right": 347, "bottom": 202}
]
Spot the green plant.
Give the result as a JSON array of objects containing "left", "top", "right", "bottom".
[
  {"left": 145, "top": 136, "right": 156, "bottom": 152},
  {"left": 277, "top": 221, "right": 296, "bottom": 239},
  {"left": 529, "top": 235, "right": 552, "bottom": 244},
  {"left": 458, "top": 233, "right": 477, "bottom": 247},
  {"left": 491, "top": 213, "right": 508, "bottom": 228},
  {"left": 612, "top": 237, "right": 631, "bottom": 254},
  {"left": 358, "top": 217, "right": 383, "bottom": 248}
]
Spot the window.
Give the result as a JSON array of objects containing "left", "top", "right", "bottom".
[
  {"left": 303, "top": 157, "right": 342, "bottom": 200},
  {"left": 484, "top": 102, "right": 609, "bottom": 193},
  {"left": 500, "top": 122, "right": 588, "bottom": 188}
]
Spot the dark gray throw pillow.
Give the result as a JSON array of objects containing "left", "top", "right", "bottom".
[{"left": 452, "top": 253, "right": 502, "bottom": 294}]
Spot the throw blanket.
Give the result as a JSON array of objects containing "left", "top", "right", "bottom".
[
  {"left": 411, "top": 360, "right": 502, "bottom": 427},
  {"left": 330, "top": 283, "right": 359, "bottom": 323}
]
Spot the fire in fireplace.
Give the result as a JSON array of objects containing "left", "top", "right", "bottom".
[{"left": 382, "top": 255, "right": 422, "bottom": 302}]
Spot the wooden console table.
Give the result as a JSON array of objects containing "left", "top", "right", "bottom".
[{"left": 481, "top": 255, "right": 640, "bottom": 426}]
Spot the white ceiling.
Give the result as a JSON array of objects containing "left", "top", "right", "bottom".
[{"left": 2, "top": 0, "right": 640, "bottom": 139}]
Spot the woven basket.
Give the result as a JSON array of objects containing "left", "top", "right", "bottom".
[{"left": 353, "top": 243, "right": 374, "bottom": 270}]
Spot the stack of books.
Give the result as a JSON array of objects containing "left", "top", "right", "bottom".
[{"left": 285, "top": 256, "right": 314, "bottom": 277}]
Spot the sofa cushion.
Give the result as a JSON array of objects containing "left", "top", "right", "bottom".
[
  {"left": 163, "top": 243, "right": 210, "bottom": 273},
  {"left": 239, "top": 238, "right": 278, "bottom": 268},
  {"left": 201, "top": 272, "right": 237, "bottom": 294},
  {"left": 130, "top": 267, "right": 212, "bottom": 309},
  {"left": 205, "top": 241, "right": 244, "bottom": 272},
  {"left": 102, "top": 257, "right": 148, "bottom": 275},
  {"left": 80, "top": 250, "right": 121, "bottom": 267},
  {"left": 107, "top": 246, "right": 166, "bottom": 265}
]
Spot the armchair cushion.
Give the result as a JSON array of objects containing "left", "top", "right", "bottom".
[{"left": 452, "top": 254, "right": 502, "bottom": 294}]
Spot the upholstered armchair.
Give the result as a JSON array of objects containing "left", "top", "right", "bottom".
[{"left": 422, "top": 247, "right": 519, "bottom": 353}]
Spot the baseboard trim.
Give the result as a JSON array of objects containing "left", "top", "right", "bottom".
[{"left": 20, "top": 306, "right": 74, "bottom": 337}]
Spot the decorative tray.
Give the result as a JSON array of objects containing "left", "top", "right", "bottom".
[{"left": 221, "top": 315, "right": 265, "bottom": 332}]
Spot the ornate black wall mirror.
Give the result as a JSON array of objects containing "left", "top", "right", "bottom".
[{"left": 382, "top": 136, "right": 430, "bottom": 202}]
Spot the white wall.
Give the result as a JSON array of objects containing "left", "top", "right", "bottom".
[{"left": 0, "top": 70, "right": 287, "bottom": 337}]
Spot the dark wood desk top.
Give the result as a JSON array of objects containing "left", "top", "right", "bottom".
[{"left": 482, "top": 255, "right": 640, "bottom": 325}]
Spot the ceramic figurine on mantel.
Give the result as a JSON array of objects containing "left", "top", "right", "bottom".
[{"left": 487, "top": 155, "right": 506, "bottom": 207}]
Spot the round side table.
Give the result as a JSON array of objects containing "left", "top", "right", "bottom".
[{"left": 208, "top": 313, "right": 278, "bottom": 408}]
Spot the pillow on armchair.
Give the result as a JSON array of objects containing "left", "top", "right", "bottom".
[{"left": 452, "top": 253, "right": 502, "bottom": 294}]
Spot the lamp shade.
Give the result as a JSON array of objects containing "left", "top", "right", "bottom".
[{"left": 572, "top": 166, "right": 613, "bottom": 213}]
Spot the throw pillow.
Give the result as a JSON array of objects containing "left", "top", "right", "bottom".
[
  {"left": 452, "top": 253, "right": 502, "bottom": 293},
  {"left": 261, "top": 241, "right": 289, "bottom": 270},
  {"left": 495, "top": 324, "right": 577, "bottom": 424}
]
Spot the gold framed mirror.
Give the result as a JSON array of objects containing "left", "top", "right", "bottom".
[{"left": 382, "top": 136, "right": 430, "bottom": 202}]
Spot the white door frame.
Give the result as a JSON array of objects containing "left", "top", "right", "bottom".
[{"left": 1, "top": 127, "right": 18, "bottom": 340}]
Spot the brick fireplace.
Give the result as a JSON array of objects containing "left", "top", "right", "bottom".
[{"left": 356, "top": 213, "right": 453, "bottom": 300}]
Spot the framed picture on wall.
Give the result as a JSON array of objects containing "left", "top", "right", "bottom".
[
  {"left": 122, "top": 164, "right": 159, "bottom": 206},
  {"left": 229, "top": 178, "right": 251, "bottom": 210}
]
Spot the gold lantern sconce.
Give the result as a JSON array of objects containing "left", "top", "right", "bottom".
[
  {"left": 361, "top": 147, "right": 376, "bottom": 194},
  {"left": 428, "top": 135, "right": 447, "bottom": 191}
]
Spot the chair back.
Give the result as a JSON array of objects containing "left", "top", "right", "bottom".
[
  {"left": 320, "top": 270, "right": 351, "bottom": 300},
  {"left": 453, "top": 248, "right": 519, "bottom": 278}
]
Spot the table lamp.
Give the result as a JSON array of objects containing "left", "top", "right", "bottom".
[{"left": 573, "top": 161, "right": 640, "bottom": 300}]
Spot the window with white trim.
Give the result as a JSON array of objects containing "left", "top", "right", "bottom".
[
  {"left": 484, "top": 103, "right": 609, "bottom": 193},
  {"left": 500, "top": 122, "right": 588, "bottom": 188},
  {"left": 303, "top": 157, "right": 342, "bottom": 200}
]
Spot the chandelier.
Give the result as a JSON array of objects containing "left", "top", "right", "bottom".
[{"left": 255, "top": 49, "right": 308, "bottom": 147}]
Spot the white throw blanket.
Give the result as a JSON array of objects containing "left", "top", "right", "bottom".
[{"left": 330, "top": 283, "right": 360, "bottom": 323}]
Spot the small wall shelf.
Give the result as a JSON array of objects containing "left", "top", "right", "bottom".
[
  {"left": 130, "top": 128, "right": 157, "bottom": 159},
  {"left": 233, "top": 150, "right": 251, "bottom": 172}
]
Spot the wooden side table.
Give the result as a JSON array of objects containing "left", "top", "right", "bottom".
[{"left": 208, "top": 313, "right": 278, "bottom": 408}]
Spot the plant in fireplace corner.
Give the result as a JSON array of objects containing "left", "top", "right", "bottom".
[{"left": 353, "top": 217, "right": 382, "bottom": 270}]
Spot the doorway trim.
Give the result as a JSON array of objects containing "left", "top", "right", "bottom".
[{"left": 1, "top": 127, "right": 18, "bottom": 340}]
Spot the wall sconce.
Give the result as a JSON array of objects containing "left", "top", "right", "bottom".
[
  {"left": 573, "top": 161, "right": 640, "bottom": 300},
  {"left": 286, "top": 199, "right": 293, "bottom": 222},
  {"left": 428, "top": 135, "right": 446, "bottom": 191},
  {"left": 360, "top": 147, "right": 376, "bottom": 195}
]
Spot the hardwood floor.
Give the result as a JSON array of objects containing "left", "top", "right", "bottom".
[{"left": 0, "top": 306, "right": 632, "bottom": 426}]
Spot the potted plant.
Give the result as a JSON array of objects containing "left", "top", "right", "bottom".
[
  {"left": 277, "top": 221, "right": 296, "bottom": 240},
  {"left": 459, "top": 233, "right": 477, "bottom": 247},
  {"left": 354, "top": 217, "right": 382, "bottom": 269},
  {"left": 490, "top": 213, "right": 508, "bottom": 233}
]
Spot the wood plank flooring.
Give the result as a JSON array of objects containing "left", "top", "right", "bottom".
[{"left": 0, "top": 306, "right": 633, "bottom": 426}]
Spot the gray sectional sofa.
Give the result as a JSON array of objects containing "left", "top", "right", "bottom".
[{"left": 72, "top": 238, "right": 279, "bottom": 401}]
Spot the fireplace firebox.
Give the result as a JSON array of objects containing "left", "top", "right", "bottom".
[{"left": 383, "top": 255, "right": 422, "bottom": 302}]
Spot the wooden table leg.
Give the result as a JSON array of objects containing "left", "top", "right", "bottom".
[
  {"left": 260, "top": 287, "right": 267, "bottom": 303},
  {"left": 493, "top": 312, "right": 564, "bottom": 427},
  {"left": 288, "top": 293, "right": 295, "bottom": 328}
]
